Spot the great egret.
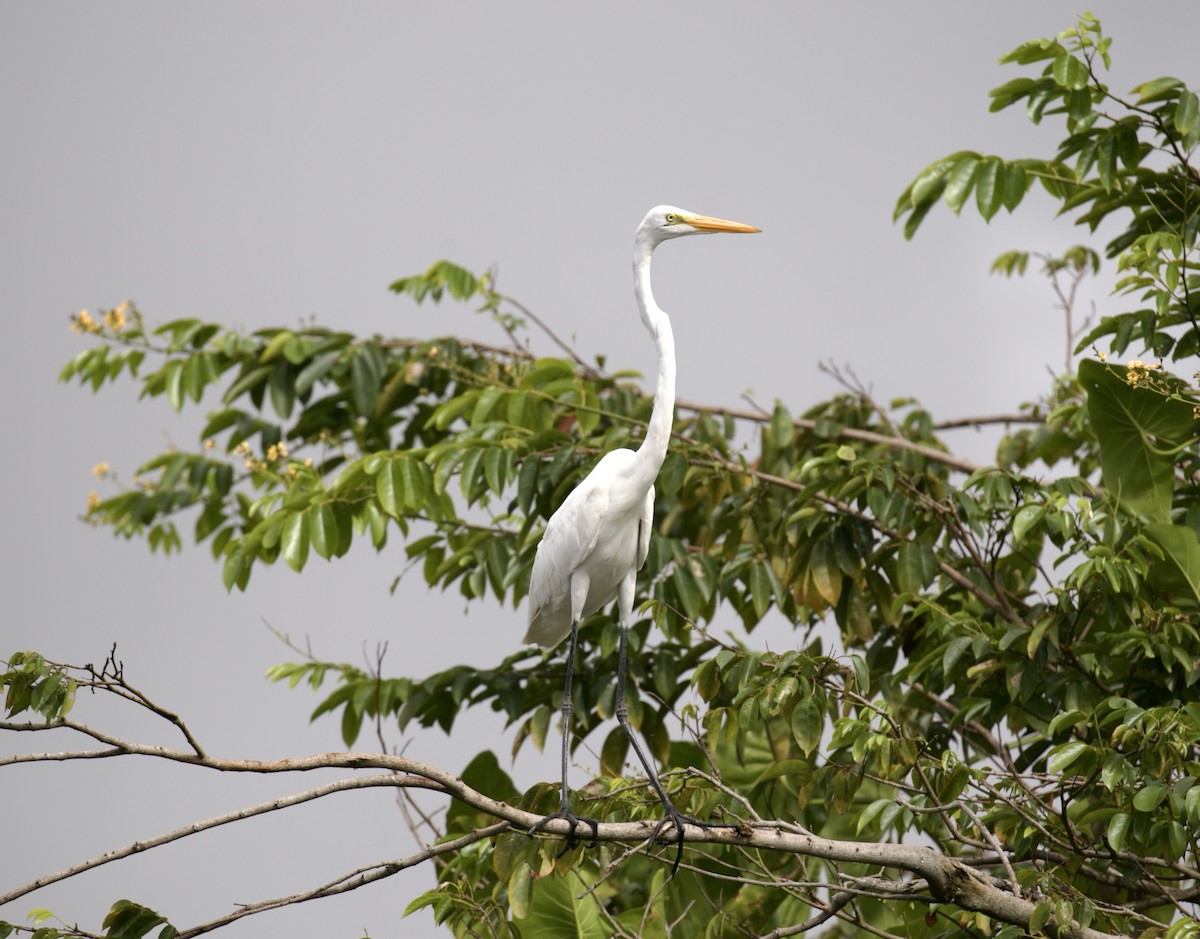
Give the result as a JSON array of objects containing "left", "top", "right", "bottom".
[{"left": 525, "top": 205, "right": 759, "bottom": 868}]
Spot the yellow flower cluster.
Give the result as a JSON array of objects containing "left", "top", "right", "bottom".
[
  {"left": 104, "top": 301, "right": 131, "bottom": 331},
  {"left": 91, "top": 462, "right": 111, "bottom": 479},
  {"left": 70, "top": 310, "right": 101, "bottom": 335},
  {"left": 1125, "top": 359, "right": 1160, "bottom": 388},
  {"left": 266, "top": 441, "right": 290, "bottom": 462},
  {"left": 70, "top": 301, "right": 133, "bottom": 335}
]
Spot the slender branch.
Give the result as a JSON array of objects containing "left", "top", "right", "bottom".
[
  {"left": 174, "top": 823, "right": 508, "bottom": 938},
  {"left": 0, "top": 775, "right": 411, "bottom": 906}
]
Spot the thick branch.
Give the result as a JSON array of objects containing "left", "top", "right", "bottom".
[{"left": 0, "top": 728, "right": 1124, "bottom": 939}]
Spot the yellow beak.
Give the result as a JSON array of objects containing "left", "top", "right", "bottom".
[{"left": 682, "top": 212, "right": 760, "bottom": 234}]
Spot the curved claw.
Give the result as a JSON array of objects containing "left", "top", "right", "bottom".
[
  {"left": 528, "top": 808, "right": 600, "bottom": 856},
  {"left": 648, "top": 808, "right": 740, "bottom": 878}
]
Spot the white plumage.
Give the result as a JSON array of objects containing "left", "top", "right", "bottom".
[{"left": 523, "top": 204, "right": 758, "bottom": 869}]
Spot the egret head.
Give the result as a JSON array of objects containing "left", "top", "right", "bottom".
[{"left": 636, "top": 205, "right": 760, "bottom": 247}]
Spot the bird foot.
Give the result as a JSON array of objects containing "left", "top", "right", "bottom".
[
  {"left": 648, "top": 805, "right": 739, "bottom": 878},
  {"left": 528, "top": 806, "right": 600, "bottom": 857}
]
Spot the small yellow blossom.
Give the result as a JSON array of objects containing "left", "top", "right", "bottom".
[
  {"left": 303, "top": 457, "right": 313, "bottom": 468},
  {"left": 91, "top": 462, "right": 111, "bottom": 479},
  {"left": 103, "top": 303, "right": 128, "bottom": 332},
  {"left": 1097, "top": 351, "right": 1107, "bottom": 362},
  {"left": 86, "top": 490, "right": 101, "bottom": 512},
  {"left": 203, "top": 439, "right": 215, "bottom": 451},
  {"left": 71, "top": 310, "right": 101, "bottom": 335}
]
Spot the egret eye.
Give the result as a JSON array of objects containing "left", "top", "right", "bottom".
[{"left": 665, "top": 213, "right": 676, "bottom": 224}]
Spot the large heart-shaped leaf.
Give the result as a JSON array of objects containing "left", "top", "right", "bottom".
[{"left": 1080, "top": 359, "right": 1195, "bottom": 522}]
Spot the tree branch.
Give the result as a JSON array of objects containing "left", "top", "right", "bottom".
[{"left": 0, "top": 725, "right": 1127, "bottom": 939}]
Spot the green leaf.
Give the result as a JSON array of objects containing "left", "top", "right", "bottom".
[
  {"left": 1012, "top": 504, "right": 1044, "bottom": 542},
  {"left": 309, "top": 504, "right": 339, "bottom": 560},
  {"left": 376, "top": 460, "right": 406, "bottom": 518},
  {"left": 791, "top": 698, "right": 823, "bottom": 757},
  {"left": 1142, "top": 523, "right": 1200, "bottom": 611},
  {"left": 1048, "top": 741, "right": 1090, "bottom": 774},
  {"left": 942, "top": 636, "right": 973, "bottom": 678},
  {"left": 350, "top": 350, "right": 380, "bottom": 416},
  {"left": 269, "top": 359, "right": 294, "bottom": 419},
  {"left": 295, "top": 350, "right": 341, "bottom": 396},
  {"left": 517, "top": 866, "right": 607, "bottom": 938},
  {"left": 1175, "top": 90, "right": 1200, "bottom": 136},
  {"left": 1002, "top": 161, "right": 1028, "bottom": 211},
  {"left": 600, "top": 726, "right": 628, "bottom": 776},
  {"left": 101, "top": 900, "right": 172, "bottom": 939},
  {"left": 896, "top": 542, "right": 937, "bottom": 594},
  {"left": 1051, "top": 53, "right": 1089, "bottom": 90},
  {"left": 1133, "top": 782, "right": 1168, "bottom": 812},
  {"left": 507, "top": 863, "right": 532, "bottom": 920},
  {"left": 1079, "top": 359, "right": 1196, "bottom": 523},
  {"left": 281, "top": 511, "right": 310, "bottom": 572},
  {"left": 974, "top": 158, "right": 1004, "bottom": 220},
  {"left": 942, "top": 154, "right": 979, "bottom": 215},
  {"left": 1107, "top": 811, "right": 1130, "bottom": 852}
]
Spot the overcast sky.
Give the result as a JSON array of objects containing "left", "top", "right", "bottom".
[{"left": 2, "top": 4, "right": 1196, "bottom": 936}]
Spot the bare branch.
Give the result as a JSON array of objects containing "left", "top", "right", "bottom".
[
  {"left": 0, "top": 720, "right": 1128, "bottom": 939},
  {"left": 0, "top": 775, "right": 410, "bottom": 906},
  {"left": 174, "top": 823, "right": 508, "bottom": 938}
]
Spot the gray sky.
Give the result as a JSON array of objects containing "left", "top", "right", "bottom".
[{"left": 2, "top": 4, "right": 1196, "bottom": 936}]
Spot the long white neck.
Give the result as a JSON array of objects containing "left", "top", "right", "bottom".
[{"left": 631, "top": 236, "right": 676, "bottom": 491}]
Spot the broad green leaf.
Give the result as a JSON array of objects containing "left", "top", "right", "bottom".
[
  {"left": 1143, "top": 523, "right": 1200, "bottom": 611},
  {"left": 1080, "top": 358, "right": 1195, "bottom": 523},
  {"left": 517, "top": 868, "right": 607, "bottom": 938},
  {"left": 1133, "top": 782, "right": 1168, "bottom": 812}
]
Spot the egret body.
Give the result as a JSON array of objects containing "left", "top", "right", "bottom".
[{"left": 525, "top": 205, "right": 759, "bottom": 866}]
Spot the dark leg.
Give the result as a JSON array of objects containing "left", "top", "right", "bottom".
[
  {"left": 615, "top": 624, "right": 736, "bottom": 877},
  {"left": 529, "top": 619, "right": 599, "bottom": 852}
]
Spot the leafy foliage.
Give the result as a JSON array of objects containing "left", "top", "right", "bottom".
[{"left": 11, "top": 13, "right": 1200, "bottom": 938}]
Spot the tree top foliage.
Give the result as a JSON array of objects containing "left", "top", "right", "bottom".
[{"left": 5, "top": 13, "right": 1200, "bottom": 939}]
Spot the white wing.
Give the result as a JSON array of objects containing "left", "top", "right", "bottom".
[
  {"left": 636, "top": 484, "right": 654, "bottom": 572},
  {"left": 524, "top": 449, "right": 645, "bottom": 649}
]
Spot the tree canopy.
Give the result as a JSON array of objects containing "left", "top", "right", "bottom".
[{"left": 5, "top": 13, "right": 1200, "bottom": 939}]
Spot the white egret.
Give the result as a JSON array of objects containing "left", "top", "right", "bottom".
[{"left": 525, "top": 205, "right": 759, "bottom": 869}]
